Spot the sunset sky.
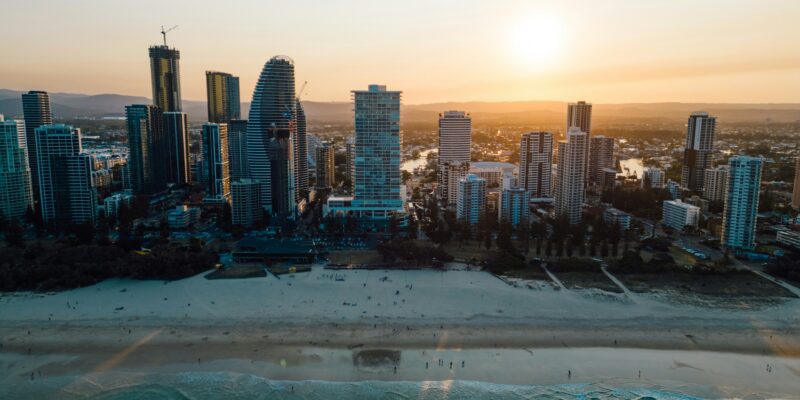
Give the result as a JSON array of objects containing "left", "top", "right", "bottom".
[{"left": 2, "top": 0, "right": 799, "bottom": 104}]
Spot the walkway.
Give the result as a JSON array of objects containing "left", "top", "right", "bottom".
[
  {"left": 601, "top": 266, "right": 635, "bottom": 299},
  {"left": 541, "top": 264, "right": 566, "bottom": 290}
]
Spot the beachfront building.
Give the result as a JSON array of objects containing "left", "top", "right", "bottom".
[
  {"left": 554, "top": 127, "right": 588, "bottom": 225},
  {"left": 35, "top": 124, "right": 97, "bottom": 227},
  {"left": 232, "top": 178, "right": 263, "bottom": 228},
  {"left": 325, "top": 85, "right": 405, "bottom": 225},
  {"left": 588, "top": 135, "right": 615, "bottom": 186},
  {"left": 125, "top": 104, "right": 166, "bottom": 195},
  {"left": 21, "top": 90, "right": 53, "bottom": 208},
  {"left": 703, "top": 165, "right": 729, "bottom": 203},
  {"left": 0, "top": 116, "right": 34, "bottom": 220},
  {"left": 603, "top": 207, "right": 631, "bottom": 231},
  {"left": 499, "top": 187, "right": 530, "bottom": 227},
  {"left": 202, "top": 123, "right": 231, "bottom": 203},
  {"left": 103, "top": 191, "right": 134, "bottom": 218},
  {"left": 437, "top": 111, "right": 471, "bottom": 204},
  {"left": 294, "top": 99, "right": 308, "bottom": 200},
  {"left": 662, "top": 199, "right": 700, "bottom": 231},
  {"left": 642, "top": 168, "right": 665, "bottom": 189},
  {"left": 519, "top": 132, "right": 553, "bottom": 199},
  {"left": 247, "top": 56, "right": 297, "bottom": 215},
  {"left": 721, "top": 155, "right": 763, "bottom": 251},
  {"left": 681, "top": 112, "right": 716, "bottom": 192},
  {"left": 456, "top": 174, "right": 486, "bottom": 225},
  {"left": 345, "top": 136, "right": 355, "bottom": 185},
  {"left": 205, "top": 71, "right": 241, "bottom": 123},
  {"left": 666, "top": 179, "right": 681, "bottom": 199}
]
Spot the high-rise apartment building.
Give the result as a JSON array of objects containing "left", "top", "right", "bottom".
[
  {"left": 345, "top": 136, "right": 355, "bottom": 185},
  {"left": 227, "top": 120, "right": 248, "bottom": 182},
  {"left": 202, "top": 123, "right": 231, "bottom": 203},
  {"left": 722, "top": 156, "right": 763, "bottom": 250},
  {"left": 456, "top": 174, "right": 486, "bottom": 225},
  {"left": 231, "top": 178, "right": 263, "bottom": 227},
  {"left": 567, "top": 101, "right": 592, "bottom": 135},
  {"left": 315, "top": 142, "right": 335, "bottom": 188},
  {"left": 352, "top": 85, "right": 403, "bottom": 213},
  {"left": 681, "top": 112, "right": 716, "bottom": 191},
  {"left": 125, "top": 104, "right": 166, "bottom": 195},
  {"left": 34, "top": 124, "right": 96, "bottom": 226},
  {"left": 163, "top": 112, "right": 190, "bottom": 185},
  {"left": 792, "top": 157, "right": 800, "bottom": 210},
  {"left": 21, "top": 90, "right": 53, "bottom": 208},
  {"left": 499, "top": 187, "right": 530, "bottom": 227},
  {"left": 588, "top": 135, "right": 615, "bottom": 185},
  {"left": 519, "top": 132, "right": 553, "bottom": 199},
  {"left": 294, "top": 99, "right": 308, "bottom": 199},
  {"left": 205, "top": 71, "right": 241, "bottom": 123},
  {"left": 0, "top": 116, "right": 34, "bottom": 220},
  {"left": 437, "top": 111, "right": 471, "bottom": 202},
  {"left": 247, "top": 56, "right": 296, "bottom": 215},
  {"left": 703, "top": 165, "right": 729, "bottom": 203},
  {"left": 149, "top": 45, "right": 181, "bottom": 112},
  {"left": 442, "top": 162, "right": 470, "bottom": 208},
  {"left": 554, "top": 127, "right": 588, "bottom": 225}
]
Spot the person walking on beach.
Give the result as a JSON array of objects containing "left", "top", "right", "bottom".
[{"left": 568, "top": 370, "right": 571, "bottom": 379}]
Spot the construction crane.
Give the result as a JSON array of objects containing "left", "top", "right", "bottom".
[
  {"left": 160, "top": 25, "right": 178, "bottom": 46},
  {"left": 297, "top": 80, "right": 308, "bottom": 101}
]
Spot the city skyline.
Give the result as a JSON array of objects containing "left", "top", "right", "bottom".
[{"left": 1, "top": 1, "right": 799, "bottom": 104}]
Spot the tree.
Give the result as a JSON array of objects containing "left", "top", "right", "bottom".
[
  {"left": 497, "top": 221, "right": 514, "bottom": 254},
  {"left": 484, "top": 231, "right": 492, "bottom": 250},
  {"left": 4, "top": 220, "right": 25, "bottom": 247},
  {"left": 72, "top": 221, "right": 95, "bottom": 245}
]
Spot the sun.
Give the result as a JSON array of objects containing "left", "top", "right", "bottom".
[{"left": 508, "top": 13, "right": 566, "bottom": 69}]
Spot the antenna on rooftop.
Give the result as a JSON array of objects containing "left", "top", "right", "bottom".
[{"left": 160, "top": 25, "right": 178, "bottom": 46}]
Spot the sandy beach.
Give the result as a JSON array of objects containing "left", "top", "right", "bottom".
[{"left": 1, "top": 267, "right": 800, "bottom": 398}]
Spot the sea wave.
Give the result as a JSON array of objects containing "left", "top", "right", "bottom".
[{"left": 63, "top": 373, "right": 707, "bottom": 400}]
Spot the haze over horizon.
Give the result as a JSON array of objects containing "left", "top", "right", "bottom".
[{"left": 1, "top": 0, "right": 799, "bottom": 104}]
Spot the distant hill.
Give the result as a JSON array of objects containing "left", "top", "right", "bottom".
[{"left": 1, "top": 89, "right": 798, "bottom": 124}]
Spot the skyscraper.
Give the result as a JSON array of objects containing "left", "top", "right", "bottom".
[
  {"left": 315, "top": 142, "right": 335, "bottom": 188},
  {"left": 457, "top": 174, "right": 486, "bottom": 225},
  {"left": 681, "top": 112, "right": 716, "bottom": 191},
  {"left": 0, "top": 116, "right": 34, "bottom": 220},
  {"left": 149, "top": 45, "right": 182, "bottom": 112},
  {"left": 294, "top": 99, "right": 308, "bottom": 200},
  {"left": 125, "top": 104, "right": 166, "bottom": 195},
  {"left": 345, "top": 136, "right": 355, "bottom": 185},
  {"left": 519, "top": 132, "right": 553, "bottom": 199},
  {"left": 703, "top": 165, "right": 729, "bottom": 203},
  {"left": 722, "top": 155, "right": 763, "bottom": 250},
  {"left": 792, "top": 157, "right": 800, "bottom": 210},
  {"left": 206, "top": 71, "right": 241, "bottom": 123},
  {"left": 34, "top": 124, "right": 96, "bottom": 227},
  {"left": 246, "top": 56, "right": 296, "bottom": 215},
  {"left": 353, "top": 85, "right": 403, "bottom": 212},
  {"left": 442, "top": 162, "right": 470, "bottom": 207},
  {"left": 228, "top": 120, "right": 248, "bottom": 182},
  {"left": 231, "top": 178, "right": 263, "bottom": 227},
  {"left": 588, "top": 135, "right": 615, "bottom": 185},
  {"left": 566, "top": 101, "right": 592, "bottom": 135},
  {"left": 437, "top": 111, "right": 471, "bottom": 205},
  {"left": 554, "top": 127, "right": 588, "bottom": 225},
  {"left": 21, "top": 90, "right": 53, "bottom": 208},
  {"left": 202, "top": 123, "right": 231, "bottom": 203},
  {"left": 163, "top": 112, "right": 190, "bottom": 185}
]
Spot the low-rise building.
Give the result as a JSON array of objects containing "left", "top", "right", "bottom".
[
  {"left": 167, "top": 205, "right": 200, "bottom": 229},
  {"left": 103, "top": 191, "right": 134, "bottom": 218},
  {"left": 603, "top": 207, "right": 631, "bottom": 231},
  {"left": 662, "top": 199, "right": 700, "bottom": 231}
]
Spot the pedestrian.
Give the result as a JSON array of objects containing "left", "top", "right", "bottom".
[
  {"left": 568, "top": 370, "right": 571, "bottom": 379},
  {"left": 638, "top": 370, "right": 641, "bottom": 379}
]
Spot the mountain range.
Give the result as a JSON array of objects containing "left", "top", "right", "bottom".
[{"left": 1, "top": 89, "right": 799, "bottom": 124}]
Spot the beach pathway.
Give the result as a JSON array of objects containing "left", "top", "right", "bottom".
[
  {"left": 601, "top": 267, "right": 635, "bottom": 299},
  {"left": 540, "top": 264, "right": 566, "bottom": 290}
]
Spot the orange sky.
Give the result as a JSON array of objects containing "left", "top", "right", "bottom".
[{"left": 1, "top": 0, "right": 799, "bottom": 104}]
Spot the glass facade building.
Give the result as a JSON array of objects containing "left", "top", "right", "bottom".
[
  {"left": 722, "top": 155, "right": 763, "bottom": 250},
  {"left": 163, "top": 112, "right": 190, "bottom": 185},
  {"left": 202, "top": 123, "right": 231, "bottom": 203},
  {"left": 246, "top": 56, "right": 296, "bottom": 215},
  {"left": 21, "top": 90, "right": 53, "bottom": 208},
  {"left": 149, "top": 45, "right": 182, "bottom": 112},
  {"left": 125, "top": 105, "right": 166, "bottom": 195},
  {"left": 206, "top": 71, "right": 241, "bottom": 123},
  {"left": 0, "top": 116, "right": 34, "bottom": 220}
]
